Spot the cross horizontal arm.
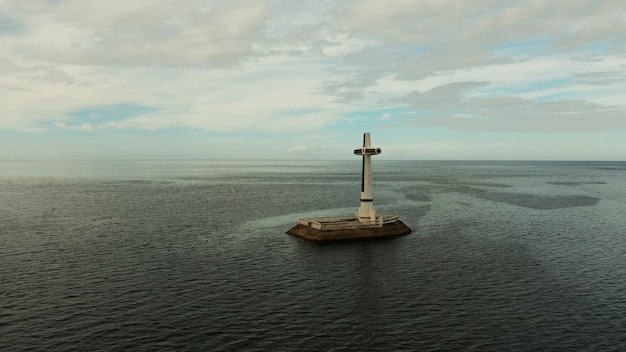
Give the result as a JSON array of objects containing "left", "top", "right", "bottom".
[{"left": 354, "top": 147, "right": 382, "bottom": 156}]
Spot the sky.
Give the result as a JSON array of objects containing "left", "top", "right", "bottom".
[{"left": 1, "top": 0, "right": 626, "bottom": 160}]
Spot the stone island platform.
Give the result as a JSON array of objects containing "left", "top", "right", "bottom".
[{"left": 286, "top": 214, "right": 412, "bottom": 243}]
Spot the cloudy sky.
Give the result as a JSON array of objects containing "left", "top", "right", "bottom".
[{"left": 1, "top": 0, "right": 625, "bottom": 160}]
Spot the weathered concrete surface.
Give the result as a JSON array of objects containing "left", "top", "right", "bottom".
[{"left": 286, "top": 220, "right": 412, "bottom": 243}]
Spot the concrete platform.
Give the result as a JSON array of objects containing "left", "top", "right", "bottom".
[{"left": 286, "top": 214, "right": 412, "bottom": 243}]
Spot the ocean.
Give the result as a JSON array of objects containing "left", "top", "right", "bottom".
[{"left": 1, "top": 160, "right": 625, "bottom": 351}]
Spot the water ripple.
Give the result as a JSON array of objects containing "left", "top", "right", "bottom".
[{"left": 1, "top": 161, "right": 626, "bottom": 351}]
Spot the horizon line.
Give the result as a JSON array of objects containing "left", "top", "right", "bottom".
[{"left": 1, "top": 159, "right": 625, "bottom": 162}]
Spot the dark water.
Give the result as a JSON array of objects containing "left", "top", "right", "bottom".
[{"left": 1, "top": 160, "right": 625, "bottom": 351}]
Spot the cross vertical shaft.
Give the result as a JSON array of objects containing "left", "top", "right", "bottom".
[{"left": 353, "top": 132, "right": 381, "bottom": 221}]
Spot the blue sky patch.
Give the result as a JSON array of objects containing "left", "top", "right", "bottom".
[
  {"left": 472, "top": 77, "right": 573, "bottom": 98},
  {"left": 494, "top": 37, "right": 553, "bottom": 57},
  {"left": 68, "top": 104, "right": 158, "bottom": 122},
  {"left": 0, "top": 14, "right": 25, "bottom": 35}
]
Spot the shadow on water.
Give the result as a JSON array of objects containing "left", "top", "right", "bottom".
[
  {"left": 400, "top": 179, "right": 601, "bottom": 211},
  {"left": 475, "top": 192, "right": 600, "bottom": 210}
]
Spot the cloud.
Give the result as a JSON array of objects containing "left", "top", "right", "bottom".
[
  {"left": 0, "top": 54, "right": 349, "bottom": 132},
  {"left": 345, "top": 0, "right": 626, "bottom": 52},
  {"left": 392, "top": 79, "right": 626, "bottom": 132},
  {"left": 2, "top": 0, "right": 273, "bottom": 66},
  {"left": 288, "top": 145, "right": 309, "bottom": 153},
  {"left": 422, "top": 97, "right": 626, "bottom": 133},
  {"left": 1, "top": 0, "right": 625, "bottom": 155}
]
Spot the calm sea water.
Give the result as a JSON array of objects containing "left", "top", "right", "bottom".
[{"left": 1, "top": 160, "right": 625, "bottom": 351}]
